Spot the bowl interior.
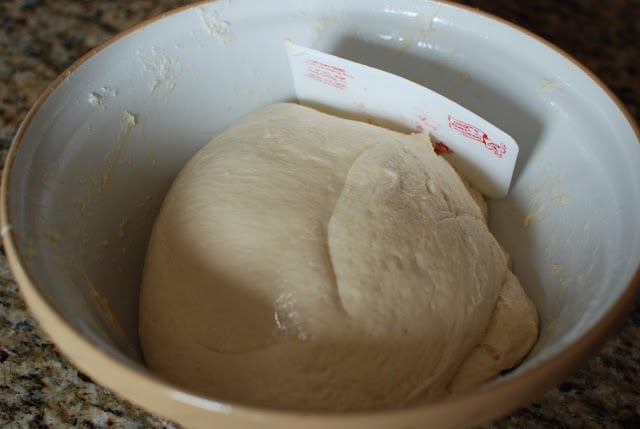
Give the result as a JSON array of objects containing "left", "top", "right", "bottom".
[{"left": 6, "top": 0, "right": 640, "bottom": 400}]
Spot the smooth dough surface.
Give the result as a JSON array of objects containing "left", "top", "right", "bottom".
[{"left": 139, "top": 102, "right": 538, "bottom": 412}]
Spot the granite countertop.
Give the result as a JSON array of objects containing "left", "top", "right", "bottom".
[{"left": 0, "top": 1, "right": 638, "bottom": 428}]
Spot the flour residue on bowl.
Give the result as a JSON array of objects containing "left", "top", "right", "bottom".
[
  {"left": 40, "top": 160, "right": 60, "bottom": 189},
  {"left": 42, "top": 230, "right": 61, "bottom": 243},
  {"left": 77, "top": 110, "right": 139, "bottom": 217},
  {"left": 296, "top": 4, "right": 342, "bottom": 48},
  {"left": 87, "top": 86, "right": 119, "bottom": 109},
  {"left": 138, "top": 47, "right": 183, "bottom": 95},
  {"left": 143, "top": 141, "right": 159, "bottom": 168},
  {"left": 390, "top": 10, "right": 440, "bottom": 53},
  {"left": 110, "top": 193, "right": 162, "bottom": 258},
  {"left": 522, "top": 165, "right": 569, "bottom": 228},
  {"left": 537, "top": 79, "right": 563, "bottom": 94},
  {"left": 314, "top": 16, "right": 336, "bottom": 46},
  {"left": 198, "top": 7, "right": 233, "bottom": 44},
  {"left": 88, "top": 92, "right": 105, "bottom": 109},
  {"left": 308, "top": 14, "right": 343, "bottom": 48},
  {"left": 52, "top": 113, "right": 163, "bottom": 359},
  {"left": 100, "top": 110, "right": 139, "bottom": 195},
  {"left": 38, "top": 230, "right": 133, "bottom": 358},
  {"left": 519, "top": 165, "right": 577, "bottom": 351},
  {"left": 90, "top": 283, "right": 127, "bottom": 344},
  {"left": 416, "top": 10, "right": 439, "bottom": 40},
  {"left": 75, "top": 254, "right": 133, "bottom": 357}
]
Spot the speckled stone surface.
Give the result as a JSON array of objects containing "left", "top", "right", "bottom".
[{"left": 0, "top": 1, "right": 638, "bottom": 428}]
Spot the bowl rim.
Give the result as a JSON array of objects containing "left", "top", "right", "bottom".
[{"left": 2, "top": 0, "right": 640, "bottom": 426}]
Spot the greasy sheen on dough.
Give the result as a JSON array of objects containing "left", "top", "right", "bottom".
[{"left": 139, "top": 102, "right": 538, "bottom": 412}]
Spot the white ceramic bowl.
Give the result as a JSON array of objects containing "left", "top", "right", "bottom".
[{"left": 3, "top": 1, "right": 640, "bottom": 428}]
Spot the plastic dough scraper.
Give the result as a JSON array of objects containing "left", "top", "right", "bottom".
[{"left": 285, "top": 41, "right": 519, "bottom": 198}]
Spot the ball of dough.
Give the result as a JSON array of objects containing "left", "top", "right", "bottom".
[{"left": 139, "top": 102, "right": 538, "bottom": 412}]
